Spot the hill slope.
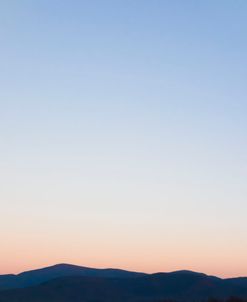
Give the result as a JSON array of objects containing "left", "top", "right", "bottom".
[
  {"left": 0, "top": 270, "right": 247, "bottom": 302},
  {"left": 0, "top": 263, "right": 146, "bottom": 290}
]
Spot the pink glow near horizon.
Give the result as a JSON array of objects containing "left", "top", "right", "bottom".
[{"left": 1, "top": 239, "right": 247, "bottom": 278}]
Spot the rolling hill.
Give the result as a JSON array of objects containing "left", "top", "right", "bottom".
[
  {"left": 0, "top": 266, "right": 247, "bottom": 302},
  {"left": 0, "top": 263, "right": 146, "bottom": 290}
]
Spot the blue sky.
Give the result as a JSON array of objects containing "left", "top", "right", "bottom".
[{"left": 0, "top": 0, "right": 247, "bottom": 276}]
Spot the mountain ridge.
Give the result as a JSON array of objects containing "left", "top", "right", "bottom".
[
  {"left": 0, "top": 263, "right": 146, "bottom": 290},
  {"left": 0, "top": 264, "right": 247, "bottom": 302},
  {"left": 0, "top": 272, "right": 247, "bottom": 302}
]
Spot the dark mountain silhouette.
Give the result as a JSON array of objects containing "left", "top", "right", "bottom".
[
  {"left": 0, "top": 266, "right": 247, "bottom": 302},
  {"left": 0, "top": 263, "right": 146, "bottom": 290},
  {"left": 226, "top": 278, "right": 247, "bottom": 288}
]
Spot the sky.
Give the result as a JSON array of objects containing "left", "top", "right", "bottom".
[{"left": 0, "top": 0, "right": 247, "bottom": 278}]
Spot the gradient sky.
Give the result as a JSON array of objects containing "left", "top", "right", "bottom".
[{"left": 1, "top": 0, "right": 247, "bottom": 277}]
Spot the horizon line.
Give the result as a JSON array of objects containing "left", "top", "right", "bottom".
[{"left": 2, "top": 262, "right": 246, "bottom": 280}]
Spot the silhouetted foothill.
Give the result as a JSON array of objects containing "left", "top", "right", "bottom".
[{"left": 0, "top": 264, "right": 247, "bottom": 302}]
